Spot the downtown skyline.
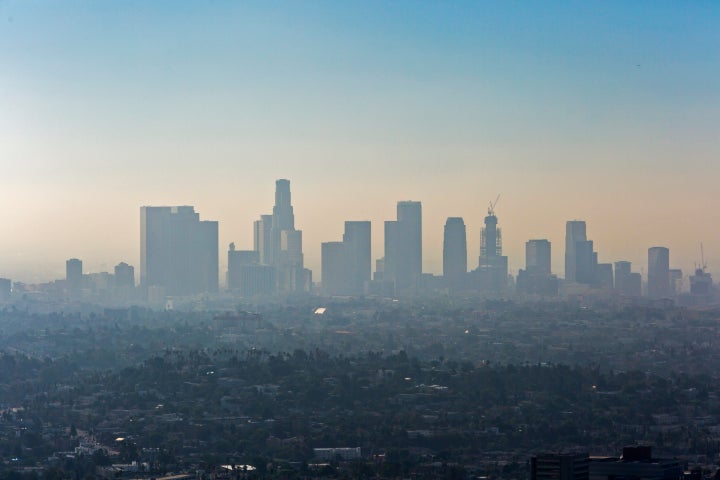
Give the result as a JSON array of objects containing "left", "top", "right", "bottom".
[
  {"left": 1, "top": 2, "right": 718, "bottom": 282},
  {"left": 0, "top": 178, "right": 713, "bottom": 288}
]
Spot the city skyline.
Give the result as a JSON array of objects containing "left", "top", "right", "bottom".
[
  {"left": 1, "top": 2, "right": 718, "bottom": 282},
  {"left": 0, "top": 181, "right": 712, "bottom": 289}
]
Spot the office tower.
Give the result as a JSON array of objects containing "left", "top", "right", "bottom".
[
  {"left": 226, "top": 243, "right": 274, "bottom": 297},
  {"left": 253, "top": 214, "right": 273, "bottom": 265},
  {"left": 526, "top": 239, "right": 551, "bottom": 275},
  {"left": 321, "top": 241, "right": 346, "bottom": 296},
  {"left": 114, "top": 262, "right": 135, "bottom": 288},
  {"left": 565, "top": 221, "right": 587, "bottom": 282},
  {"left": 397, "top": 201, "right": 422, "bottom": 288},
  {"left": 574, "top": 240, "right": 595, "bottom": 284},
  {"left": 383, "top": 201, "right": 422, "bottom": 293},
  {"left": 320, "top": 221, "right": 371, "bottom": 296},
  {"left": 271, "top": 179, "right": 294, "bottom": 265},
  {"left": 140, "top": 206, "right": 219, "bottom": 296},
  {"left": 614, "top": 261, "right": 631, "bottom": 293},
  {"left": 589, "top": 446, "right": 682, "bottom": 480},
  {"left": 66, "top": 258, "right": 83, "bottom": 296},
  {"left": 690, "top": 267, "right": 713, "bottom": 297},
  {"left": 596, "top": 263, "right": 614, "bottom": 289},
  {"left": 627, "top": 272, "right": 642, "bottom": 296},
  {"left": 259, "top": 179, "right": 311, "bottom": 294},
  {"left": 477, "top": 205, "right": 508, "bottom": 292},
  {"left": 647, "top": 246, "right": 670, "bottom": 299},
  {"left": 669, "top": 268, "right": 682, "bottom": 295},
  {"left": 518, "top": 239, "right": 558, "bottom": 296},
  {"left": 343, "top": 221, "right": 371, "bottom": 295},
  {"left": 238, "top": 265, "right": 277, "bottom": 297},
  {"left": 443, "top": 217, "right": 467, "bottom": 291},
  {"left": 374, "top": 258, "right": 385, "bottom": 279},
  {"left": 280, "top": 230, "right": 304, "bottom": 267},
  {"left": 383, "top": 220, "right": 399, "bottom": 287},
  {"left": 531, "top": 453, "right": 589, "bottom": 480},
  {"left": 227, "top": 243, "right": 259, "bottom": 288},
  {"left": 615, "top": 262, "right": 643, "bottom": 297},
  {"left": 272, "top": 179, "right": 294, "bottom": 230},
  {"left": 614, "top": 261, "right": 641, "bottom": 296}
]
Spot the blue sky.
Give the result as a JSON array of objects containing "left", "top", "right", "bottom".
[{"left": 1, "top": 1, "right": 719, "bottom": 282}]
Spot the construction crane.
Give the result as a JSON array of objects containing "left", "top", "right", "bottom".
[{"left": 488, "top": 194, "right": 501, "bottom": 216}]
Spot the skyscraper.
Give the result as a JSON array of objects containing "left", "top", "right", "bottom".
[
  {"left": 384, "top": 201, "right": 422, "bottom": 293},
  {"left": 443, "top": 217, "right": 467, "bottom": 291},
  {"left": 614, "top": 261, "right": 632, "bottom": 295},
  {"left": 256, "top": 179, "right": 311, "bottom": 294},
  {"left": 66, "top": 258, "right": 83, "bottom": 296},
  {"left": 477, "top": 205, "right": 508, "bottom": 292},
  {"left": 253, "top": 214, "right": 273, "bottom": 265},
  {"left": 517, "top": 239, "right": 558, "bottom": 296},
  {"left": 343, "top": 221, "right": 371, "bottom": 295},
  {"left": 140, "top": 206, "right": 218, "bottom": 296},
  {"left": 648, "top": 246, "right": 670, "bottom": 299},
  {"left": 574, "top": 240, "right": 595, "bottom": 284},
  {"left": 320, "top": 221, "right": 371, "bottom": 296},
  {"left": 114, "top": 262, "right": 135, "bottom": 288},
  {"left": 526, "top": 239, "right": 551, "bottom": 275},
  {"left": 321, "top": 241, "right": 345, "bottom": 296},
  {"left": 227, "top": 243, "right": 259, "bottom": 289},
  {"left": 565, "top": 221, "right": 587, "bottom": 282}
]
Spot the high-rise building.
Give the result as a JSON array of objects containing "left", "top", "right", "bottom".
[
  {"left": 647, "top": 246, "right": 670, "bottom": 299},
  {"left": 531, "top": 453, "right": 589, "bottom": 480},
  {"left": 614, "top": 261, "right": 641, "bottom": 296},
  {"left": 253, "top": 214, "right": 273, "bottom": 265},
  {"left": 383, "top": 201, "right": 422, "bottom": 293},
  {"left": 227, "top": 243, "right": 259, "bottom": 289},
  {"left": 114, "top": 262, "right": 135, "bottom": 288},
  {"left": 397, "top": 201, "right": 422, "bottom": 289},
  {"left": 66, "top": 258, "right": 83, "bottom": 296},
  {"left": 565, "top": 221, "right": 587, "bottom": 282},
  {"left": 321, "top": 241, "right": 346, "bottom": 296},
  {"left": 226, "top": 243, "right": 274, "bottom": 296},
  {"left": 575, "top": 240, "right": 596, "bottom": 285},
  {"left": 443, "top": 217, "right": 467, "bottom": 291},
  {"left": 271, "top": 179, "right": 294, "bottom": 262},
  {"left": 669, "top": 268, "right": 683, "bottom": 295},
  {"left": 272, "top": 179, "right": 295, "bottom": 231},
  {"left": 140, "top": 206, "right": 218, "bottom": 296},
  {"left": 518, "top": 239, "right": 558, "bottom": 296},
  {"left": 596, "top": 263, "right": 614, "bottom": 289},
  {"left": 383, "top": 220, "right": 399, "bottom": 287},
  {"left": 343, "top": 221, "right": 371, "bottom": 295},
  {"left": 526, "top": 239, "right": 551, "bottom": 275},
  {"left": 320, "top": 221, "right": 371, "bottom": 296},
  {"left": 260, "top": 179, "right": 311, "bottom": 294},
  {"left": 477, "top": 206, "right": 508, "bottom": 292},
  {"left": 614, "top": 261, "right": 631, "bottom": 291}
]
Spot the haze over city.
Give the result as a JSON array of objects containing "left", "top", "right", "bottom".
[
  {"left": 5, "top": 3, "right": 720, "bottom": 480},
  {"left": 1, "top": 1, "right": 719, "bottom": 283}
]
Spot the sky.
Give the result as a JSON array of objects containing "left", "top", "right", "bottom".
[{"left": 1, "top": 1, "right": 719, "bottom": 284}]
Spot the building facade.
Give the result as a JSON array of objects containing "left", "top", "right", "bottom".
[
  {"left": 443, "top": 217, "right": 467, "bottom": 291},
  {"left": 140, "top": 206, "right": 218, "bottom": 296}
]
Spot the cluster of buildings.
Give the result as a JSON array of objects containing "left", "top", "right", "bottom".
[
  {"left": 531, "top": 447, "right": 689, "bottom": 480},
  {"left": 0, "top": 178, "right": 716, "bottom": 305}
]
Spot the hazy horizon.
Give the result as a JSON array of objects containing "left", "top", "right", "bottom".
[{"left": 1, "top": 1, "right": 719, "bottom": 284}]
